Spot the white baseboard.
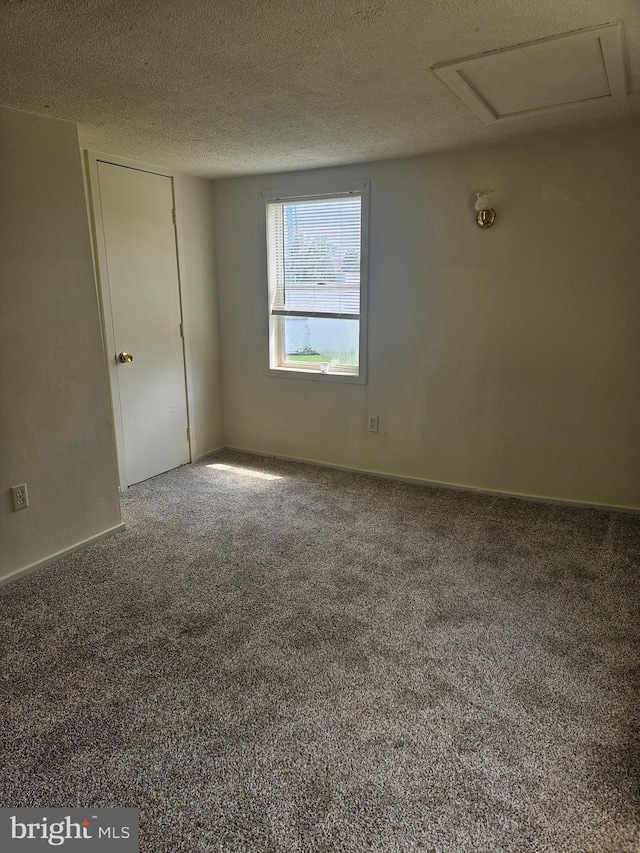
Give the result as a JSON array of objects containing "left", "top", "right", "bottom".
[
  {"left": 223, "top": 445, "right": 640, "bottom": 515},
  {"left": 0, "top": 522, "right": 126, "bottom": 588},
  {"left": 194, "top": 445, "right": 227, "bottom": 462}
]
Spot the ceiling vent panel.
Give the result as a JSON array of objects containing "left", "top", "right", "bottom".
[{"left": 431, "top": 24, "right": 627, "bottom": 123}]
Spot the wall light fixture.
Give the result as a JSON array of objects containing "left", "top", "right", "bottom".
[{"left": 474, "top": 191, "right": 496, "bottom": 229}]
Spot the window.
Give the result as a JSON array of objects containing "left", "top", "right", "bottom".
[{"left": 262, "top": 181, "right": 368, "bottom": 383}]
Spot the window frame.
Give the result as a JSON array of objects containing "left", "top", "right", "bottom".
[{"left": 260, "top": 180, "right": 369, "bottom": 385}]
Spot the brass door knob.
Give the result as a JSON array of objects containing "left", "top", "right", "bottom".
[{"left": 118, "top": 352, "right": 134, "bottom": 364}]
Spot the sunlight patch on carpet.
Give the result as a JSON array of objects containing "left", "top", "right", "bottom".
[{"left": 207, "top": 462, "right": 283, "bottom": 481}]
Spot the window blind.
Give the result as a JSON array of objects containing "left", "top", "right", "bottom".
[{"left": 266, "top": 193, "right": 361, "bottom": 319}]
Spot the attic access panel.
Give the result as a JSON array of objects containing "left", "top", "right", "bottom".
[{"left": 431, "top": 24, "right": 627, "bottom": 123}]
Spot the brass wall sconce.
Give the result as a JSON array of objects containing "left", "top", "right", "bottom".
[{"left": 474, "top": 191, "right": 496, "bottom": 229}]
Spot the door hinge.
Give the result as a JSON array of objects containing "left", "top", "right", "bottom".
[
  {"left": 186, "top": 426, "right": 191, "bottom": 442},
  {"left": 179, "top": 322, "right": 184, "bottom": 338},
  {"left": 172, "top": 208, "right": 177, "bottom": 225}
]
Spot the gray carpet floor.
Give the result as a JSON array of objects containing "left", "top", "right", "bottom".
[{"left": 1, "top": 450, "right": 639, "bottom": 852}]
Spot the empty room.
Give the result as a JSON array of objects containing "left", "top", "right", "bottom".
[{"left": 1, "top": 0, "right": 639, "bottom": 851}]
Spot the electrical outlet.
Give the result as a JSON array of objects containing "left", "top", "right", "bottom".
[
  {"left": 10, "top": 483, "right": 29, "bottom": 512},
  {"left": 368, "top": 415, "right": 379, "bottom": 433}
]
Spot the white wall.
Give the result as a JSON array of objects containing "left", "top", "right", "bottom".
[
  {"left": 212, "top": 122, "right": 640, "bottom": 510},
  {"left": 0, "top": 107, "right": 121, "bottom": 583},
  {"left": 176, "top": 175, "right": 224, "bottom": 458}
]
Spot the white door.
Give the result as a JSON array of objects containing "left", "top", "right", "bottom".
[{"left": 96, "top": 161, "right": 189, "bottom": 486}]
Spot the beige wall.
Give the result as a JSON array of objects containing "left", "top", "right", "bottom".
[
  {"left": 0, "top": 107, "right": 121, "bottom": 583},
  {"left": 212, "top": 122, "right": 640, "bottom": 509},
  {"left": 176, "top": 175, "right": 224, "bottom": 458}
]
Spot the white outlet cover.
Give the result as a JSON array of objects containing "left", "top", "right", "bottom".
[{"left": 11, "top": 483, "right": 29, "bottom": 511}]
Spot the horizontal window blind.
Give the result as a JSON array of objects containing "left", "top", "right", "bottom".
[{"left": 266, "top": 194, "right": 361, "bottom": 319}]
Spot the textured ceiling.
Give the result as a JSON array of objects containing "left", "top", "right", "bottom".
[{"left": 1, "top": 0, "right": 639, "bottom": 177}]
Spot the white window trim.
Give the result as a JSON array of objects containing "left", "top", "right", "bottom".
[{"left": 259, "top": 180, "right": 369, "bottom": 385}]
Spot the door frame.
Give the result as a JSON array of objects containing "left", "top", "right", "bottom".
[{"left": 84, "top": 150, "right": 193, "bottom": 488}]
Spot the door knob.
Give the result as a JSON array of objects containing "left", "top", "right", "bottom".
[{"left": 118, "top": 352, "right": 134, "bottom": 364}]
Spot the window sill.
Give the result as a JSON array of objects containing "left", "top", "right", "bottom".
[{"left": 266, "top": 365, "right": 366, "bottom": 385}]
